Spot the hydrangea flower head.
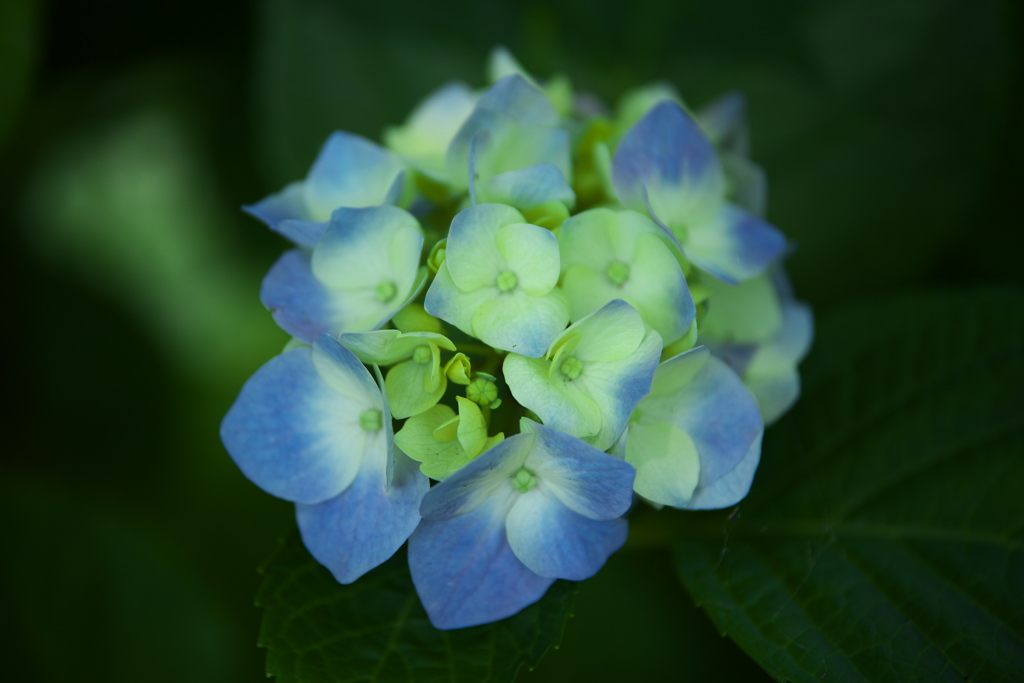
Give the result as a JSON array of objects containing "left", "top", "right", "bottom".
[{"left": 222, "top": 48, "right": 811, "bottom": 630}]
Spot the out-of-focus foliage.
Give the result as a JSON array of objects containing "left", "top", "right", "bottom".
[
  {"left": 22, "top": 76, "right": 283, "bottom": 380},
  {"left": 1, "top": 481, "right": 240, "bottom": 683}
]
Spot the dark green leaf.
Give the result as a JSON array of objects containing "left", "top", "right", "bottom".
[
  {"left": 0, "top": 0, "right": 40, "bottom": 144},
  {"left": 672, "top": 288, "right": 1024, "bottom": 682},
  {"left": 256, "top": 532, "right": 576, "bottom": 682}
]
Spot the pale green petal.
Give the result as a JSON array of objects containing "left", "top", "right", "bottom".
[
  {"left": 385, "top": 358, "right": 447, "bottom": 419},
  {"left": 391, "top": 302, "right": 445, "bottom": 334},
  {"left": 393, "top": 405, "right": 465, "bottom": 480},
  {"left": 455, "top": 396, "right": 488, "bottom": 456},
  {"left": 558, "top": 207, "right": 620, "bottom": 269},
  {"left": 636, "top": 346, "right": 714, "bottom": 427},
  {"left": 741, "top": 301, "right": 812, "bottom": 426},
  {"left": 625, "top": 422, "right": 700, "bottom": 506},
  {"left": 481, "top": 433, "right": 505, "bottom": 453},
  {"left": 503, "top": 353, "right": 602, "bottom": 440},
  {"left": 389, "top": 224, "right": 426, "bottom": 292},
  {"left": 573, "top": 327, "right": 663, "bottom": 450},
  {"left": 486, "top": 125, "right": 572, "bottom": 182},
  {"left": 488, "top": 46, "right": 535, "bottom": 85},
  {"left": 593, "top": 141, "right": 615, "bottom": 202},
  {"left": 312, "top": 213, "right": 421, "bottom": 292},
  {"left": 472, "top": 288, "right": 569, "bottom": 357},
  {"left": 745, "top": 371, "right": 800, "bottom": 427},
  {"left": 446, "top": 203, "right": 524, "bottom": 292},
  {"left": 496, "top": 222, "right": 560, "bottom": 295},
  {"left": 444, "top": 353, "right": 472, "bottom": 385},
  {"left": 559, "top": 208, "right": 692, "bottom": 343},
  {"left": 310, "top": 336, "right": 382, "bottom": 406},
  {"left": 700, "top": 272, "right": 782, "bottom": 344},
  {"left": 423, "top": 262, "right": 499, "bottom": 337},
  {"left": 562, "top": 265, "right": 622, "bottom": 323},
  {"left": 744, "top": 302, "right": 813, "bottom": 375},
  {"left": 383, "top": 82, "right": 476, "bottom": 180},
  {"left": 392, "top": 398, "right": 496, "bottom": 480},
  {"left": 663, "top": 319, "right": 699, "bottom": 359},
  {"left": 340, "top": 329, "right": 406, "bottom": 364},
  {"left": 646, "top": 171, "right": 724, "bottom": 238},
  {"left": 620, "top": 231, "right": 693, "bottom": 343},
  {"left": 543, "top": 74, "right": 574, "bottom": 119},
  {"left": 563, "top": 300, "right": 645, "bottom": 363},
  {"left": 521, "top": 200, "right": 570, "bottom": 230},
  {"left": 341, "top": 330, "right": 454, "bottom": 365}
]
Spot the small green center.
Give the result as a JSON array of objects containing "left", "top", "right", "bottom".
[
  {"left": 412, "top": 345, "right": 432, "bottom": 364},
  {"left": 375, "top": 280, "right": 397, "bottom": 302},
  {"left": 512, "top": 467, "right": 537, "bottom": 493},
  {"left": 560, "top": 356, "right": 583, "bottom": 380},
  {"left": 466, "top": 377, "right": 499, "bottom": 407},
  {"left": 496, "top": 269, "right": 518, "bottom": 292},
  {"left": 605, "top": 260, "right": 630, "bottom": 286},
  {"left": 359, "top": 408, "right": 383, "bottom": 432}
]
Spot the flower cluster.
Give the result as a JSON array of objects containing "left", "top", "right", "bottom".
[{"left": 221, "top": 48, "right": 811, "bottom": 630}]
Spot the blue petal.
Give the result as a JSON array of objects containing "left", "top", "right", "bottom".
[
  {"left": 451, "top": 109, "right": 571, "bottom": 186},
  {"left": 311, "top": 205, "right": 423, "bottom": 292},
  {"left": 220, "top": 347, "right": 376, "bottom": 504},
  {"left": 243, "top": 182, "right": 310, "bottom": 234},
  {"left": 447, "top": 76, "right": 568, "bottom": 190},
  {"left": 612, "top": 101, "right": 724, "bottom": 227},
  {"left": 423, "top": 262, "right": 498, "bottom": 337},
  {"left": 525, "top": 422, "right": 636, "bottom": 520},
  {"left": 275, "top": 220, "right": 327, "bottom": 248},
  {"left": 685, "top": 431, "right": 762, "bottom": 510},
  {"left": 296, "top": 447, "right": 428, "bottom": 583},
  {"left": 260, "top": 249, "right": 345, "bottom": 342},
  {"left": 470, "top": 288, "right": 569, "bottom": 358},
  {"left": 408, "top": 494, "right": 554, "bottom": 630},
  {"left": 661, "top": 347, "right": 763, "bottom": 499},
  {"left": 304, "top": 132, "right": 406, "bottom": 219},
  {"left": 505, "top": 490, "right": 628, "bottom": 580},
  {"left": 475, "top": 162, "right": 576, "bottom": 209},
  {"left": 686, "top": 204, "right": 787, "bottom": 284},
  {"left": 743, "top": 301, "right": 814, "bottom": 425},
  {"left": 476, "top": 74, "right": 560, "bottom": 126},
  {"left": 242, "top": 183, "right": 326, "bottom": 246},
  {"left": 311, "top": 333, "right": 382, "bottom": 402},
  {"left": 419, "top": 434, "right": 532, "bottom": 521}
]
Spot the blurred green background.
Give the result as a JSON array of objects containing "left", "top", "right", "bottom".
[{"left": 2, "top": 0, "right": 1021, "bottom": 680}]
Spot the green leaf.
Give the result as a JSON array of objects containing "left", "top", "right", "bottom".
[
  {"left": 671, "top": 288, "right": 1024, "bottom": 682},
  {"left": 0, "top": 0, "right": 40, "bottom": 145},
  {"left": 256, "top": 531, "right": 576, "bottom": 682}
]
